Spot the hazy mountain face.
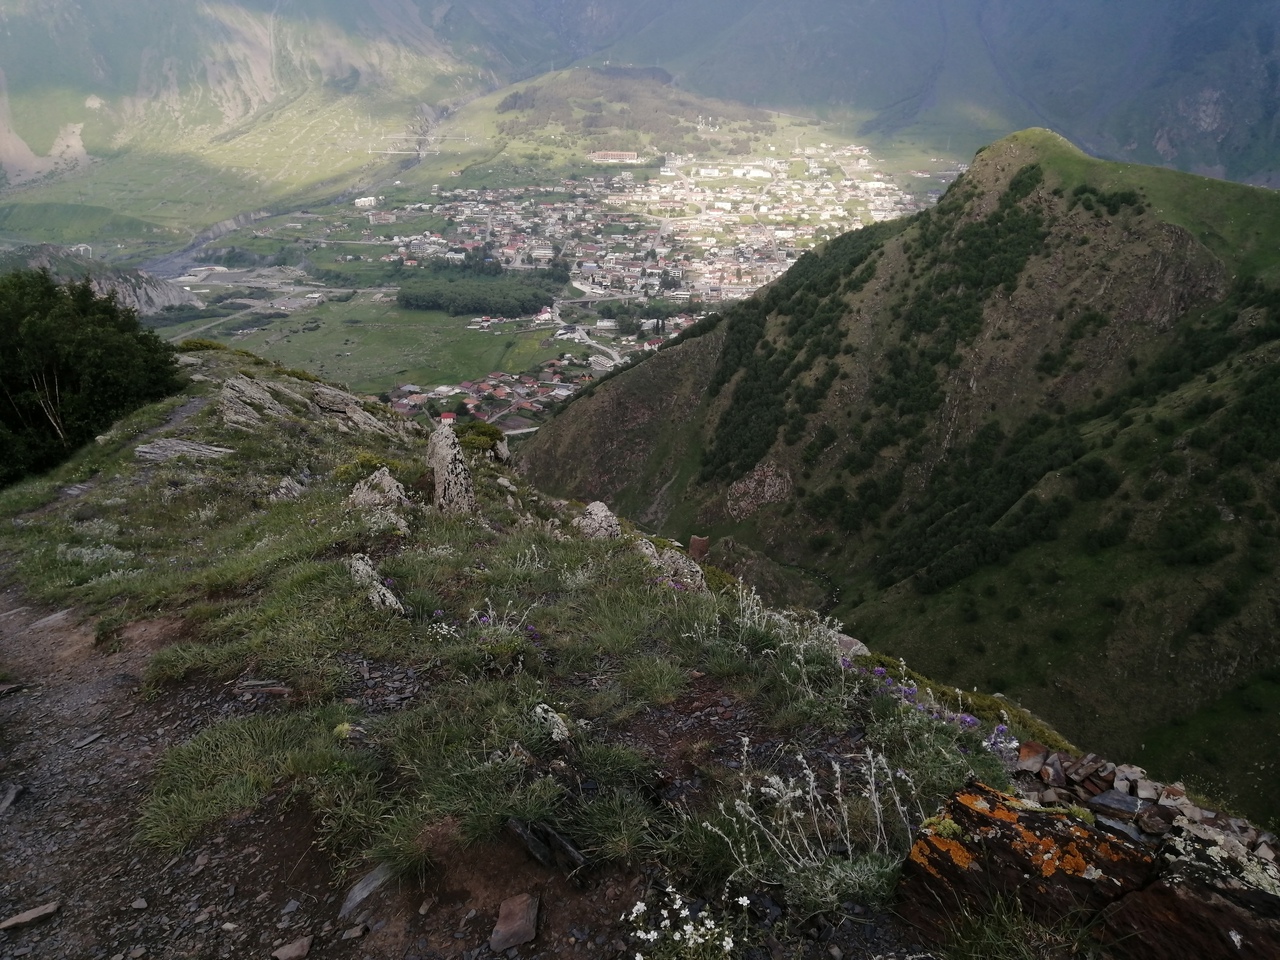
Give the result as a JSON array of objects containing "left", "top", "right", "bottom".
[{"left": 0, "top": 1, "right": 1276, "bottom": 196}]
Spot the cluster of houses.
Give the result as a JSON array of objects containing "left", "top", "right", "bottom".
[
  {"left": 387, "top": 361, "right": 592, "bottom": 429},
  {"left": 348, "top": 140, "right": 958, "bottom": 304}
]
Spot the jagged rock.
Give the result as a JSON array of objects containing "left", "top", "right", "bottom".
[
  {"left": 426, "top": 425, "right": 478, "bottom": 515},
  {"left": 218, "top": 375, "right": 295, "bottom": 430},
  {"left": 633, "top": 538, "right": 660, "bottom": 564},
  {"left": 495, "top": 476, "right": 517, "bottom": 493},
  {"left": 346, "top": 554, "right": 404, "bottom": 614},
  {"left": 134, "top": 439, "right": 235, "bottom": 463},
  {"left": 489, "top": 893, "right": 539, "bottom": 952},
  {"left": 348, "top": 467, "right": 410, "bottom": 535},
  {"left": 1101, "top": 821, "right": 1280, "bottom": 959},
  {"left": 573, "top": 501, "right": 622, "bottom": 540},
  {"left": 269, "top": 477, "right": 305, "bottom": 502},
  {"left": 347, "top": 468, "right": 408, "bottom": 509},
  {"left": 898, "top": 782, "right": 1156, "bottom": 939},
  {"left": 493, "top": 437, "right": 512, "bottom": 463},
  {"left": 657, "top": 548, "right": 707, "bottom": 592},
  {"left": 313, "top": 385, "right": 395, "bottom": 437}
]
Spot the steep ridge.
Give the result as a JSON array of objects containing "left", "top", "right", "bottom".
[
  {"left": 520, "top": 129, "right": 1280, "bottom": 827},
  {"left": 0, "top": 244, "right": 201, "bottom": 314}
]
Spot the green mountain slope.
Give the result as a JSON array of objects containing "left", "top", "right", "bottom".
[{"left": 519, "top": 130, "right": 1280, "bottom": 827}]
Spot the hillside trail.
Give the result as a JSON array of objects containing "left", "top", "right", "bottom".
[
  {"left": 0, "top": 589, "right": 632, "bottom": 960},
  {"left": 0, "top": 385, "right": 936, "bottom": 958},
  {"left": 0, "top": 585, "right": 939, "bottom": 960}
]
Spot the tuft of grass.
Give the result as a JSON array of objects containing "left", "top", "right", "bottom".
[
  {"left": 942, "top": 895, "right": 1105, "bottom": 960},
  {"left": 136, "top": 706, "right": 361, "bottom": 853}
]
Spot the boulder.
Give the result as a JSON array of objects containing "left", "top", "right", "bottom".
[
  {"left": 657, "top": 548, "right": 707, "bottom": 592},
  {"left": 573, "top": 501, "right": 622, "bottom": 539},
  {"left": 347, "top": 467, "right": 408, "bottom": 510},
  {"left": 426, "top": 425, "right": 478, "bottom": 515}
]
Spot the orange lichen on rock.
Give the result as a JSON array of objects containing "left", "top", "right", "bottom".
[{"left": 930, "top": 835, "right": 977, "bottom": 871}]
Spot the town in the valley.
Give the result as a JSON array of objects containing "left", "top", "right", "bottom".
[{"left": 177, "top": 142, "right": 963, "bottom": 430}]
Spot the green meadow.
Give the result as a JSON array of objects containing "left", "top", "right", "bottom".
[{"left": 201, "top": 295, "right": 562, "bottom": 394}]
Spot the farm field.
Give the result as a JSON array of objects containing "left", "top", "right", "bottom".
[{"left": 197, "top": 295, "right": 562, "bottom": 395}]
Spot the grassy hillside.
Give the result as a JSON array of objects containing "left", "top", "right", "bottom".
[
  {"left": 0, "top": 347, "right": 1071, "bottom": 955},
  {"left": 521, "top": 130, "right": 1280, "bottom": 828}
]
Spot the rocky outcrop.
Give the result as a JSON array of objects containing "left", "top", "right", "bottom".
[
  {"left": 426, "top": 425, "right": 477, "bottom": 516},
  {"left": 217, "top": 376, "right": 404, "bottom": 438},
  {"left": 657, "top": 547, "right": 707, "bottom": 592},
  {"left": 1102, "top": 821, "right": 1280, "bottom": 959},
  {"left": 347, "top": 467, "right": 410, "bottom": 535},
  {"left": 573, "top": 501, "right": 622, "bottom": 540},
  {"left": 726, "top": 461, "right": 792, "bottom": 521},
  {"left": 345, "top": 554, "right": 403, "bottom": 614},
  {"left": 218, "top": 376, "right": 299, "bottom": 430},
  {"left": 347, "top": 467, "right": 408, "bottom": 511},
  {"left": 312, "top": 386, "right": 395, "bottom": 437},
  {"left": 899, "top": 781, "right": 1280, "bottom": 960},
  {"left": 899, "top": 782, "right": 1157, "bottom": 936}
]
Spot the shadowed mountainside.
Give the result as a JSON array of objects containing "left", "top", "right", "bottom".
[{"left": 520, "top": 129, "right": 1280, "bottom": 828}]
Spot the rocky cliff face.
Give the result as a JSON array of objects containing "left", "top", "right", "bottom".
[{"left": 0, "top": 245, "right": 201, "bottom": 315}]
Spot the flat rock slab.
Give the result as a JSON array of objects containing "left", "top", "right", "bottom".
[
  {"left": 490, "top": 893, "right": 539, "bottom": 952},
  {"left": 134, "top": 439, "right": 235, "bottom": 462},
  {"left": 271, "top": 936, "right": 313, "bottom": 960},
  {"left": 338, "top": 863, "right": 393, "bottom": 919},
  {"left": 0, "top": 901, "right": 60, "bottom": 931}
]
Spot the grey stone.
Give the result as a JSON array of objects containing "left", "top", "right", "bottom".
[
  {"left": 131, "top": 898, "right": 148, "bottom": 910},
  {"left": 572, "top": 501, "right": 621, "bottom": 540},
  {"left": 346, "top": 555, "right": 404, "bottom": 614},
  {"left": 1086, "top": 789, "right": 1145, "bottom": 821},
  {"left": 338, "top": 863, "right": 393, "bottom": 919},
  {"left": 269, "top": 477, "right": 305, "bottom": 503},
  {"left": 657, "top": 548, "right": 707, "bottom": 592},
  {"left": 271, "top": 937, "right": 313, "bottom": 960},
  {"left": 348, "top": 468, "right": 408, "bottom": 509},
  {"left": 0, "top": 782, "right": 24, "bottom": 814},
  {"left": 426, "top": 425, "right": 478, "bottom": 515},
  {"left": 0, "top": 901, "right": 60, "bottom": 931},
  {"left": 489, "top": 894, "right": 539, "bottom": 953}
]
